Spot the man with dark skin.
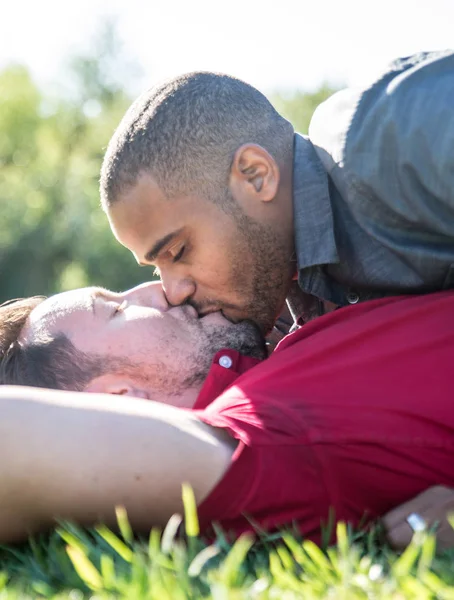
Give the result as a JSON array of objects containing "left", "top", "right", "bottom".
[
  {"left": 98, "top": 51, "right": 454, "bottom": 550},
  {"left": 101, "top": 50, "right": 454, "bottom": 334}
]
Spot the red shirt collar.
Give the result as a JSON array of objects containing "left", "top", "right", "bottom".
[{"left": 193, "top": 349, "right": 261, "bottom": 410}]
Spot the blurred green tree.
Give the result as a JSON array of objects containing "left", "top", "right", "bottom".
[
  {"left": 0, "top": 25, "right": 148, "bottom": 302},
  {"left": 271, "top": 84, "right": 339, "bottom": 134},
  {"left": 0, "top": 29, "right": 340, "bottom": 303}
]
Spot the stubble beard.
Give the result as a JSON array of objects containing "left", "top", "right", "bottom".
[
  {"left": 230, "top": 209, "right": 294, "bottom": 334},
  {"left": 181, "top": 318, "right": 267, "bottom": 389},
  {"left": 119, "top": 318, "right": 267, "bottom": 399}
]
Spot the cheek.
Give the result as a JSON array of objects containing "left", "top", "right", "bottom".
[
  {"left": 98, "top": 333, "right": 132, "bottom": 357},
  {"left": 196, "top": 233, "right": 252, "bottom": 288},
  {"left": 193, "top": 261, "right": 241, "bottom": 298},
  {"left": 98, "top": 322, "right": 150, "bottom": 359},
  {"left": 152, "top": 331, "right": 198, "bottom": 370}
]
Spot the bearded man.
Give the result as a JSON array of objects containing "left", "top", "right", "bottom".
[
  {"left": 0, "top": 283, "right": 453, "bottom": 547},
  {"left": 101, "top": 50, "right": 454, "bottom": 335}
]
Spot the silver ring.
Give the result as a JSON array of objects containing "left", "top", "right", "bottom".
[{"left": 406, "top": 512, "right": 426, "bottom": 533}]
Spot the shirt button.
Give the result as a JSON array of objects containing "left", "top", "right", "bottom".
[
  {"left": 346, "top": 292, "right": 360, "bottom": 304},
  {"left": 218, "top": 355, "right": 233, "bottom": 369}
]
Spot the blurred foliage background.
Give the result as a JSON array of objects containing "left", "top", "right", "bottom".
[{"left": 0, "top": 25, "right": 338, "bottom": 303}]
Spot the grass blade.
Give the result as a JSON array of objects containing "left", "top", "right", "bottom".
[
  {"left": 66, "top": 545, "right": 103, "bottom": 591},
  {"left": 95, "top": 525, "right": 133, "bottom": 563},
  {"left": 115, "top": 506, "right": 134, "bottom": 545},
  {"left": 182, "top": 483, "right": 200, "bottom": 538}
]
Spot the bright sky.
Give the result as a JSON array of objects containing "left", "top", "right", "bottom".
[{"left": 1, "top": 0, "right": 453, "bottom": 95}]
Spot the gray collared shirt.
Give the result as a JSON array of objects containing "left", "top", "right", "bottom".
[{"left": 289, "top": 49, "right": 454, "bottom": 322}]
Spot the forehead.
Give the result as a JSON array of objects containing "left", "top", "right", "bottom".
[
  {"left": 107, "top": 174, "right": 170, "bottom": 248},
  {"left": 106, "top": 173, "right": 212, "bottom": 259},
  {"left": 21, "top": 287, "right": 95, "bottom": 343}
]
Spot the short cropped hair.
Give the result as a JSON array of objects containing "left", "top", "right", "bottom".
[
  {"left": 100, "top": 71, "right": 294, "bottom": 205},
  {"left": 0, "top": 297, "right": 108, "bottom": 391}
]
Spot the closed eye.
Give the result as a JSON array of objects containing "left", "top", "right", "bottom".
[
  {"left": 151, "top": 244, "right": 185, "bottom": 277},
  {"left": 173, "top": 245, "right": 185, "bottom": 263}
]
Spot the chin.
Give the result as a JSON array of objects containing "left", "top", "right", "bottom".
[
  {"left": 231, "top": 320, "right": 268, "bottom": 360},
  {"left": 202, "top": 316, "right": 267, "bottom": 361}
]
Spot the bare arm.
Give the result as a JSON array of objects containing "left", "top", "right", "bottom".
[{"left": 0, "top": 386, "right": 235, "bottom": 543}]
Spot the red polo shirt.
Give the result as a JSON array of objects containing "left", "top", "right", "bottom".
[{"left": 193, "top": 290, "right": 454, "bottom": 544}]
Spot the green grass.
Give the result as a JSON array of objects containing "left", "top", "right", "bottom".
[{"left": 1, "top": 489, "right": 454, "bottom": 599}]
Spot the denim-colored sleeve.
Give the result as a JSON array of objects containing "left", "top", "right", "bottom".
[
  {"left": 311, "top": 50, "right": 454, "bottom": 239},
  {"left": 308, "top": 50, "right": 454, "bottom": 297},
  {"left": 341, "top": 50, "right": 454, "bottom": 238}
]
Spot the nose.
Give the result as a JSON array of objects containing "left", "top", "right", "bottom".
[
  {"left": 160, "top": 272, "right": 196, "bottom": 307},
  {"left": 122, "top": 281, "right": 169, "bottom": 311}
]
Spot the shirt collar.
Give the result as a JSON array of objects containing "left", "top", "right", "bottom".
[
  {"left": 193, "top": 349, "right": 261, "bottom": 410},
  {"left": 292, "top": 133, "right": 339, "bottom": 270}
]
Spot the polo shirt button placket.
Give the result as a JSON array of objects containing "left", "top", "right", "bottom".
[
  {"left": 346, "top": 291, "right": 360, "bottom": 305},
  {"left": 218, "top": 355, "right": 233, "bottom": 369}
]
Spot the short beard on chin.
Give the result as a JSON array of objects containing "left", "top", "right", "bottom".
[
  {"left": 111, "top": 320, "right": 268, "bottom": 401},
  {"left": 182, "top": 319, "right": 268, "bottom": 389},
  {"left": 230, "top": 207, "right": 293, "bottom": 335},
  {"left": 206, "top": 319, "right": 267, "bottom": 359}
]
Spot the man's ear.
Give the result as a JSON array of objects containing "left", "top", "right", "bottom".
[
  {"left": 84, "top": 374, "right": 150, "bottom": 400},
  {"left": 229, "top": 144, "right": 280, "bottom": 205}
]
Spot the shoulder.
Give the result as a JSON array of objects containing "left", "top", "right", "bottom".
[{"left": 309, "top": 50, "right": 454, "bottom": 167}]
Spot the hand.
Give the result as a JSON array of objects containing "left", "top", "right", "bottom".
[{"left": 382, "top": 486, "right": 454, "bottom": 551}]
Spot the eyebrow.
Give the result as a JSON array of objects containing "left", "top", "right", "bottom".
[{"left": 142, "top": 228, "right": 185, "bottom": 265}]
